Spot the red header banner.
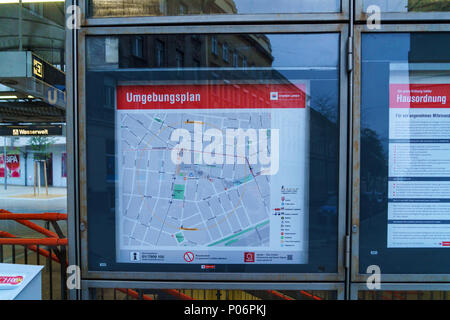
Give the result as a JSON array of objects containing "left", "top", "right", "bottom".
[
  {"left": 117, "top": 83, "right": 306, "bottom": 110},
  {"left": 390, "top": 84, "right": 450, "bottom": 108}
]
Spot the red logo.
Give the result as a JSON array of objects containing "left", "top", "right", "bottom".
[
  {"left": 183, "top": 251, "right": 195, "bottom": 262},
  {"left": 0, "top": 276, "right": 24, "bottom": 285},
  {"left": 442, "top": 242, "right": 450, "bottom": 246},
  {"left": 201, "top": 265, "right": 216, "bottom": 270},
  {"left": 244, "top": 252, "right": 255, "bottom": 263}
]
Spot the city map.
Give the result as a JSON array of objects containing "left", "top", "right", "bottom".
[
  {"left": 118, "top": 111, "right": 271, "bottom": 249},
  {"left": 115, "top": 83, "right": 308, "bottom": 265}
]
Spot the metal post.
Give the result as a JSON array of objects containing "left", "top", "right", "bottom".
[
  {"left": 44, "top": 160, "right": 48, "bottom": 195},
  {"left": 4, "top": 137, "right": 7, "bottom": 190},
  {"left": 18, "top": 0, "right": 23, "bottom": 51},
  {"left": 24, "top": 152, "right": 27, "bottom": 186},
  {"left": 37, "top": 161, "right": 41, "bottom": 195},
  {"left": 34, "top": 161, "right": 36, "bottom": 196}
]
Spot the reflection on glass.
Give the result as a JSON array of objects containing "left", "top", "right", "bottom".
[
  {"left": 88, "top": 0, "right": 340, "bottom": 17},
  {"left": 363, "top": 0, "right": 450, "bottom": 12},
  {"left": 0, "top": 2, "right": 65, "bottom": 66},
  {"left": 0, "top": 133, "right": 67, "bottom": 231},
  {"left": 359, "top": 291, "right": 450, "bottom": 300},
  {"left": 360, "top": 33, "right": 450, "bottom": 274},
  {"left": 85, "top": 33, "right": 340, "bottom": 273},
  {"left": 91, "top": 288, "right": 338, "bottom": 300}
]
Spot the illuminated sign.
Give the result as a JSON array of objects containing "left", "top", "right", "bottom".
[
  {"left": 32, "top": 57, "right": 43, "bottom": 79},
  {"left": 0, "top": 125, "right": 63, "bottom": 136}
]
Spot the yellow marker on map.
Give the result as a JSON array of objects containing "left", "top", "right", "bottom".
[
  {"left": 185, "top": 121, "right": 204, "bottom": 125},
  {"left": 180, "top": 227, "right": 199, "bottom": 231}
]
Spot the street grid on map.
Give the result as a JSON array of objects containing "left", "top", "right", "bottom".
[{"left": 119, "top": 112, "right": 272, "bottom": 249}]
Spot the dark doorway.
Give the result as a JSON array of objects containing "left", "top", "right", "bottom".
[{"left": 35, "top": 153, "right": 53, "bottom": 187}]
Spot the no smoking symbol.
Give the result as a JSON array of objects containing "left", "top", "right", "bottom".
[{"left": 184, "top": 252, "right": 194, "bottom": 262}]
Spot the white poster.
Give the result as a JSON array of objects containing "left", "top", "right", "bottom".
[
  {"left": 115, "top": 82, "right": 309, "bottom": 265},
  {"left": 388, "top": 63, "right": 450, "bottom": 248}
]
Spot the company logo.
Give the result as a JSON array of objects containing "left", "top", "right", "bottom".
[
  {"left": 270, "top": 92, "right": 279, "bottom": 101},
  {"left": 12, "top": 129, "right": 19, "bottom": 136},
  {"left": 201, "top": 265, "right": 216, "bottom": 270},
  {"left": 33, "top": 59, "right": 43, "bottom": 78},
  {"left": 184, "top": 251, "right": 195, "bottom": 263},
  {"left": 0, "top": 276, "right": 24, "bottom": 286},
  {"left": 244, "top": 252, "right": 255, "bottom": 263}
]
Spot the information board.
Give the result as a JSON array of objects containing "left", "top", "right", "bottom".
[
  {"left": 115, "top": 82, "right": 309, "bottom": 266},
  {"left": 388, "top": 64, "right": 450, "bottom": 248}
]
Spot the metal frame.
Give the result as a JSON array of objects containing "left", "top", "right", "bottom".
[
  {"left": 351, "top": 283, "right": 450, "bottom": 300},
  {"left": 74, "top": 23, "right": 349, "bottom": 283},
  {"left": 355, "top": 0, "right": 450, "bottom": 22},
  {"left": 66, "top": 0, "right": 82, "bottom": 301},
  {"left": 351, "top": 23, "right": 450, "bottom": 283},
  {"left": 80, "top": 0, "right": 349, "bottom": 26},
  {"left": 82, "top": 280, "right": 345, "bottom": 300},
  {"left": 65, "top": 0, "right": 450, "bottom": 300}
]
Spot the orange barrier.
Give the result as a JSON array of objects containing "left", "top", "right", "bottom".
[
  {"left": 0, "top": 209, "right": 67, "bottom": 246},
  {"left": 0, "top": 236, "right": 67, "bottom": 246},
  {"left": 116, "top": 288, "right": 194, "bottom": 300},
  {"left": 0, "top": 231, "right": 61, "bottom": 263},
  {"left": 116, "top": 288, "right": 154, "bottom": 301},
  {"left": 164, "top": 289, "right": 195, "bottom": 300},
  {"left": 266, "top": 290, "right": 295, "bottom": 300},
  {"left": 0, "top": 211, "right": 67, "bottom": 221},
  {"left": 300, "top": 290, "right": 322, "bottom": 300},
  {"left": 15, "top": 220, "right": 59, "bottom": 238}
]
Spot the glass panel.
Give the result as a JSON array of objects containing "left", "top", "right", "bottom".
[
  {"left": 92, "top": 288, "right": 338, "bottom": 300},
  {"left": 358, "top": 290, "right": 450, "bottom": 300},
  {"left": 88, "top": 0, "right": 341, "bottom": 17},
  {"left": 85, "top": 33, "right": 340, "bottom": 274},
  {"left": 360, "top": 33, "right": 450, "bottom": 274},
  {"left": 0, "top": 1, "right": 67, "bottom": 301},
  {"left": 362, "top": 0, "right": 450, "bottom": 13}
]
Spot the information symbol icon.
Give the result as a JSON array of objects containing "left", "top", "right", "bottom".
[{"left": 130, "top": 252, "right": 140, "bottom": 261}]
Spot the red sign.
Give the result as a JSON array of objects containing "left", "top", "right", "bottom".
[
  {"left": 442, "top": 242, "right": 450, "bottom": 247},
  {"left": 0, "top": 276, "right": 24, "bottom": 286},
  {"left": 244, "top": 252, "right": 255, "bottom": 263},
  {"left": 117, "top": 83, "right": 306, "bottom": 110},
  {"left": 390, "top": 84, "right": 450, "bottom": 108},
  {"left": 201, "top": 265, "right": 216, "bottom": 270},
  {"left": 183, "top": 251, "right": 195, "bottom": 263},
  {"left": 0, "top": 154, "right": 20, "bottom": 178}
]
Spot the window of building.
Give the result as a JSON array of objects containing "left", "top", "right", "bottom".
[
  {"left": 155, "top": 40, "right": 165, "bottom": 67},
  {"left": 222, "top": 43, "right": 229, "bottom": 63},
  {"left": 88, "top": 0, "right": 341, "bottom": 17},
  {"left": 175, "top": 50, "right": 184, "bottom": 69},
  {"left": 179, "top": 3, "right": 188, "bottom": 15},
  {"left": 211, "top": 36, "right": 218, "bottom": 56},
  {"left": 159, "top": 0, "right": 167, "bottom": 15},
  {"left": 233, "top": 50, "right": 239, "bottom": 68},
  {"left": 242, "top": 56, "right": 248, "bottom": 69},
  {"left": 132, "top": 36, "right": 144, "bottom": 58}
]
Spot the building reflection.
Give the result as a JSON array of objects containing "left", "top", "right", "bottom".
[
  {"left": 90, "top": 0, "right": 239, "bottom": 17},
  {"left": 86, "top": 32, "right": 339, "bottom": 235},
  {"left": 119, "top": 34, "right": 273, "bottom": 70}
]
